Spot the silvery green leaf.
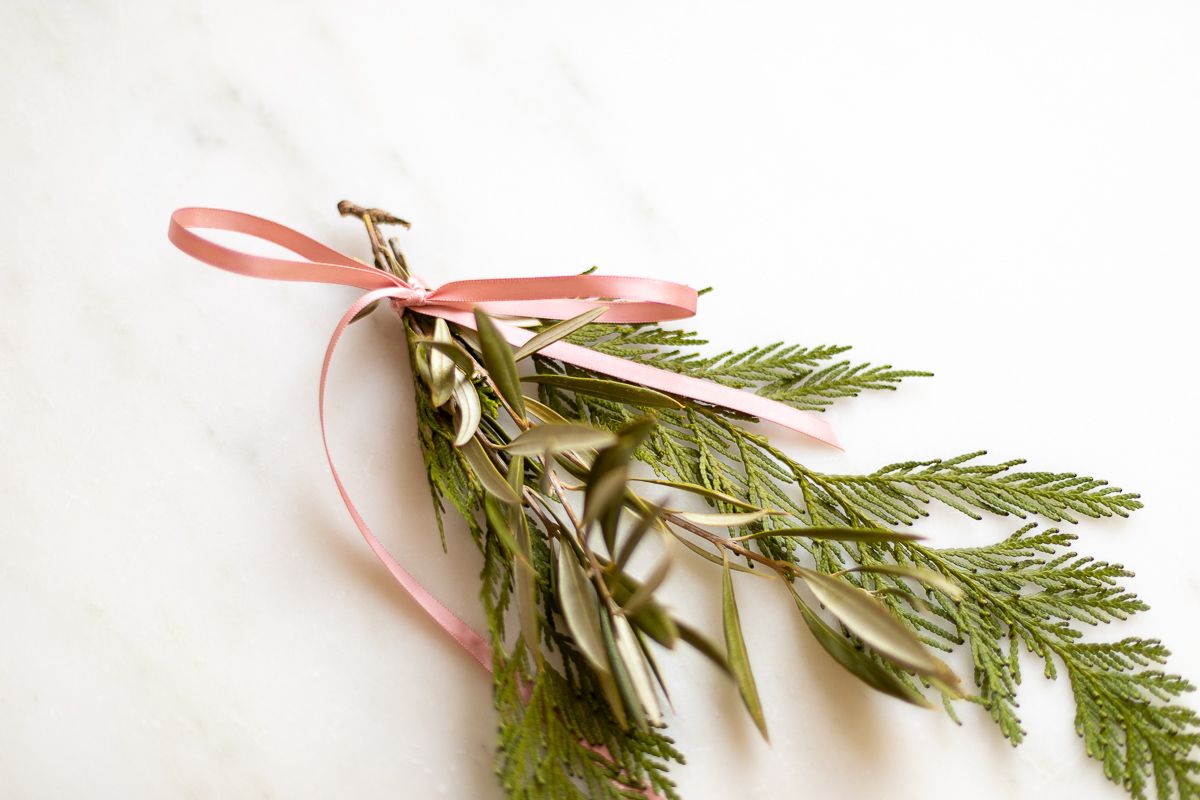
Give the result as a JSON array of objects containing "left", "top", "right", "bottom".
[
  {"left": 599, "top": 608, "right": 645, "bottom": 730},
  {"left": 791, "top": 590, "right": 932, "bottom": 709},
  {"left": 483, "top": 495, "right": 520, "bottom": 559},
  {"left": 473, "top": 309, "right": 525, "bottom": 418},
  {"left": 735, "top": 526, "right": 923, "bottom": 544},
  {"left": 630, "top": 478, "right": 763, "bottom": 511},
  {"left": 614, "top": 613, "right": 662, "bottom": 725},
  {"left": 722, "top": 552, "right": 769, "bottom": 740},
  {"left": 521, "top": 374, "right": 683, "bottom": 410},
  {"left": 666, "top": 527, "right": 766, "bottom": 576},
  {"left": 583, "top": 466, "right": 628, "bottom": 530},
  {"left": 349, "top": 298, "right": 381, "bottom": 324},
  {"left": 512, "top": 306, "right": 607, "bottom": 361},
  {"left": 615, "top": 504, "right": 665, "bottom": 571},
  {"left": 522, "top": 395, "right": 572, "bottom": 425},
  {"left": 513, "top": 498, "right": 539, "bottom": 664},
  {"left": 556, "top": 544, "right": 609, "bottom": 675},
  {"left": 676, "top": 620, "right": 731, "bottom": 676},
  {"left": 415, "top": 338, "right": 477, "bottom": 381},
  {"left": 504, "top": 423, "right": 617, "bottom": 456},
  {"left": 459, "top": 437, "right": 520, "bottom": 504},
  {"left": 840, "top": 564, "right": 964, "bottom": 601},
  {"left": 677, "top": 509, "right": 780, "bottom": 527},
  {"left": 428, "top": 318, "right": 456, "bottom": 407},
  {"left": 621, "top": 555, "right": 671, "bottom": 617},
  {"left": 604, "top": 567, "right": 678, "bottom": 648},
  {"left": 798, "top": 567, "right": 959, "bottom": 685},
  {"left": 451, "top": 380, "right": 481, "bottom": 447},
  {"left": 596, "top": 662, "right": 628, "bottom": 730},
  {"left": 636, "top": 627, "right": 673, "bottom": 711}
]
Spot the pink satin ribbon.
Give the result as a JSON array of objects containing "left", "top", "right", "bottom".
[{"left": 168, "top": 207, "right": 839, "bottom": 789}]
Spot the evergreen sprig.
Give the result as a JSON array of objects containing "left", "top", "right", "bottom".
[
  {"left": 824, "top": 453, "right": 1144, "bottom": 524},
  {"left": 342, "top": 208, "right": 1196, "bottom": 800},
  {"left": 567, "top": 322, "right": 929, "bottom": 410},
  {"left": 529, "top": 331, "right": 1195, "bottom": 800}
]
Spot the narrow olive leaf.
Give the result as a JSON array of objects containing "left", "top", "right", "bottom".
[
  {"left": 630, "top": 478, "right": 762, "bottom": 511},
  {"left": 512, "top": 306, "right": 608, "bottom": 361},
  {"left": 459, "top": 437, "right": 520, "bottom": 504},
  {"left": 928, "top": 675, "right": 967, "bottom": 701},
  {"left": 604, "top": 567, "right": 679, "bottom": 648},
  {"left": 522, "top": 374, "right": 683, "bottom": 410},
  {"left": 582, "top": 420, "right": 652, "bottom": 534},
  {"left": 473, "top": 309, "right": 525, "bottom": 418},
  {"left": 676, "top": 620, "right": 732, "bottom": 676},
  {"left": 483, "top": 495, "right": 521, "bottom": 562},
  {"left": 599, "top": 608, "right": 647, "bottom": 730},
  {"left": 504, "top": 423, "right": 617, "bottom": 456},
  {"left": 411, "top": 334, "right": 433, "bottom": 386},
  {"left": 451, "top": 380, "right": 481, "bottom": 446},
  {"left": 555, "top": 544, "right": 610, "bottom": 674},
  {"left": 734, "top": 526, "right": 923, "bottom": 544},
  {"left": 513, "top": 500, "right": 540, "bottom": 664},
  {"left": 416, "top": 338, "right": 477, "bottom": 379},
  {"left": 677, "top": 509, "right": 780, "bottom": 527},
  {"left": 538, "top": 445, "right": 553, "bottom": 497},
  {"left": 797, "top": 567, "right": 959, "bottom": 685},
  {"left": 596, "top": 660, "right": 629, "bottom": 730},
  {"left": 428, "top": 319, "right": 456, "bottom": 407},
  {"left": 722, "top": 552, "right": 769, "bottom": 740},
  {"left": 666, "top": 526, "right": 768, "bottom": 576},
  {"left": 507, "top": 452, "right": 526, "bottom": 496},
  {"left": 522, "top": 395, "right": 571, "bottom": 425},
  {"left": 635, "top": 627, "right": 674, "bottom": 711},
  {"left": 583, "top": 467, "right": 628, "bottom": 530},
  {"left": 614, "top": 417, "right": 658, "bottom": 450},
  {"left": 349, "top": 298, "right": 381, "bottom": 324},
  {"left": 615, "top": 504, "right": 664, "bottom": 571},
  {"left": 631, "top": 605, "right": 678, "bottom": 649},
  {"left": 454, "top": 326, "right": 481, "bottom": 354},
  {"left": 874, "top": 586, "right": 933, "bottom": 613},
  {"left": 790, "top": 590, "right": 933, "bottom": 709},
  {"left": 622, "top": 556, "right": 671, "bottom": 617},
  {"left": 614, "top": 614, "right": 663, "bottom": 725},
  {"left": 839, "top": 564, "right": 964, "bottom": 601}
]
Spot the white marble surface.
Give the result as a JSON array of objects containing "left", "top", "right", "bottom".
[{"left": 3, "top": 2, "right": 1199, "bottom": 798}]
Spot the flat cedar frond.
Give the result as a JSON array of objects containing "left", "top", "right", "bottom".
[
  {"left": 529, "top": 348, "right": 1197, "bottom": 800},
  {"left": 823, "top": 453, "right": 1145, "bottom": 524},
  {"left": 566, "top": 322, "right": 928, "bottom": 408},
  {"left": 914, "top": 526, "right": 1200, "bottom": 799}
]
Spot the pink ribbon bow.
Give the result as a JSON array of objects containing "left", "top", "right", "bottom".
[{"left": 168, "top": 208, "right": 839, "bottom": 791}]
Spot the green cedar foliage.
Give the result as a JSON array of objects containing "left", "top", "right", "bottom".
[
  {"left": 527, "top": 321, "right": 1197, "bottom": 800},
  {"left": 402, "top": 297, "right": 1194, "bottom": 799}
]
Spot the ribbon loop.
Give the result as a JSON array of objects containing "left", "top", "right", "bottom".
[{"left": 168, "top": 207, "right": 405, "bottom": 291}]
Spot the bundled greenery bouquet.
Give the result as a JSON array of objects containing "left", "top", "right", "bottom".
[{"left": 170, "top": 202, "right": 1198, "bottom": 800}]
